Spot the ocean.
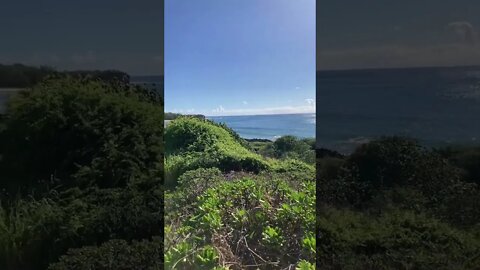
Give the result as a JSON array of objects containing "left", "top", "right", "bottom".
[
  {"left": 317, "top": 66, "right": 480, "bottom": 153},
  {"left": 208, "top": 113, "right": 316, "bottom": 140}
]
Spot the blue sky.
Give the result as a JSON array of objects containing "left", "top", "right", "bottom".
[
  {"left": 165, "top": 0, "right": 315, "bottom": 116},
  {"left": 0, "top": 0, "right": 163, "bottom": 75},
  {"left": 317, "top": 0, "right": 480, "bottom": 70}
]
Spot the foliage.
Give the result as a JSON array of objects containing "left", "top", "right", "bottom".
[
  {"left": 436, "top": 145, "right": 480, "bottom": 185},
  {"left": 0, "top": 75, "right": 164, "bottom": 269},
  {"left": 0, "top": 77, "right": 163, "bottom": 194},
  {"left": 0, "top": 197, "right": 64, "bottom": 269},
  {"left": 48, "top": 238, "right": 163, "bottom": 270},
  {"left": 164, "top": 117, "right": 270, "bottom": 186},
  {"left": 317, "top": 207, "right": 480, "bottom": 270},
  {"left": 316, "top": 136, "right": 480, "bottom": 269},
  {"left": 249, "top": 135, "right": 316, "bottom": 164},
  {"left": 165, "top": 112, "right": 205, "bottom": 120},
  {"left": 318, "top": 137, "right": 467, "bottom": 209},
  {"left": 348, "top": 136, "right": 459, "bottom": 191},
  {"left": 164, "top": 117, "right": 316, "bottom": 269},
  {"left": 0, "top": 182, "right": 163, "bottom": 269},
  {"left": 166, "top": 178, "right": 315, "bottom": 269}
]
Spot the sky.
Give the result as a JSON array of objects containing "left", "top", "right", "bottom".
[
  {"left": 165, "top": 0, "right": 316, "bottom": 116},
  {"left": 0, "top": 0, "right": 163, "bottom": 76},
  {"left": 317, "top": 0, "right": 480, "bottom": 70}
]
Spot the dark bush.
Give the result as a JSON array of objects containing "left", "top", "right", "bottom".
[
  {"left": 437, "top": 145, "right": 480, "bottom": 185},
  {"left": 48, "top": 238, "right": 163, "bottom": 270},
  {"left": 346, "top": 137, "right": 461, "bottom": 198},
  {"left": 0, "top": 183, "right": 163, "bottom": 270},
  {"left": 317, "top": 207, "right": 480, "bottom": 270},
  {"left": 0, "top": 77, "right": 163, "bottom": 193}
]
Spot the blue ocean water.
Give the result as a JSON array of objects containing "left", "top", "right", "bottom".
[
  {"left": 317, "top": 66, "right": 480, "bottom": 153},
  {"left": 208, "top": 113, "right": 316, "bottom": 140}
]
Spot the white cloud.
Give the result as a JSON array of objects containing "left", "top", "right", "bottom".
[
  {"left": 318, "top": 43, "right": 480, "bottom": 70},
  {"left": 295, "top": 86, "right": 301, "bottom": 90},
  {"left": 448, "top": 21, "right": 478, "bottom": 45},
  {"left": 242, "top": 101, "right": 248, "bottom": 105},
  {"left": 207, "top": 104, "right": 315, "bottom": 116},
  {"left": 212, "top": 105, "right": 226, "bottom": 113},
  {"left": 305, "top": 98, "right": 315, "bottom": 106}
]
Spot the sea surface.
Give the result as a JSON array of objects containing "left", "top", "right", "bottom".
[
  {"left": 208, "top": 113, "right": 316, "bottom": 140},
  {"left": 317, "top": 66, "right": 480, "bottom": 153}
]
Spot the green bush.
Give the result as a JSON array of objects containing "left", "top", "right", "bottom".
[
  {"left": 166, "top": 178, "right": 315, "bottom": 269},
  {"left": 317, "top": 207, "right": 480, "bottom": 270},
  {"left": 0, "top": 77, "right": 163, "bottom": 193},
  {"left": 0, "top": 197, "right": 65, "bottom": 270},
  {"left": 320, "top": 137, "right": 465, "bottom": 208},
  {"left": 437, "top": 145, "right": 480, "bottom": 185},
  {"left": 273, "top": 135, "right": 315, "bottom": 164},
  {"left": 48, "top": 238, "right": 163, "bottom": 270},
  {"left": 348, "top": 137, "right": 459, "bottom": 190},
  {"left": 0, "top": 183, "right": 163, "bottom": 270},
  {"left": 164, "top": 117, "right": 270, "bottom": 185},
  {"left": 316, "top": 137, "right": 480, "bottom": 269}
]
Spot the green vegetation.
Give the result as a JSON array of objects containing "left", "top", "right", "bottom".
[
  {"left": 317, "top": 137, "right": 480, "bottom": 269},
  {"left": 165, "top": 112, "right": 205, "bottom": 120},
  {"left": 165, "top": 117, "right": 315, "bottom": 269},
  {"left": 0, "top": 77, "right": 164, "bottom": 269},
  {"left": 248, "top": 135, "right": 315, "bottom": 165}
]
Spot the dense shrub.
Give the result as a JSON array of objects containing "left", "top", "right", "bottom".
[
  {"left": 0, "top": 197, "right": 64, "bottom": 269},
  {"left": 250, "top": 135, "right": 316, "bottom": 164},
  {"left": 48, "top": 238, "right": 163, "bottom": 270},
  {"left": 168, "top": 168, "right": 223, "bottom": 210},
  {"left": 319, "top": 137, "right": 465, "bottom": 209},
  {"left": 0, "top": 75, "right": 164, "bottom": 269},
  {"left": 316, "top": 137, "right": 480, "bottom": 270},
  {"left": 164, "top": 117, "right": 316, "bottom": 269},
  {"left": 166, "top": 178, "right": 315, "bottom": 269},
  {"left": 164, "top": 117, "right": 270, "bottom": 185},
  {"left": 317, "top": 207, "right": 480, "bottom": 270},
  {"left": 0, "top": 182, "right": 163, "bottom": 269},
  {"left": 348, "top": 137, "right": 459, "bottom": 190},
  {"left": 437, "top": 145, "right": 480, "bottom": 185},
  {"left": 0, "top": 77, "right": 163, "bottom": 193}
]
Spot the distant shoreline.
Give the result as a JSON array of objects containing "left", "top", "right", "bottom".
[{"left": 206, "top": 112, "right": 315, "bottom": 118}]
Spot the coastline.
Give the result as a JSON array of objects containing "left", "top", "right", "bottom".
[{"left": 165, "top": 116, "right": 315, "bottom": 142}]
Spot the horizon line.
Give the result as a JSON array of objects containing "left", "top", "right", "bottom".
[
  {"left": 203, "top": 112, "right": 315, "bottom": 117},
  {"left": 317, "top": 64, "right": 480, "bottom": 73}
]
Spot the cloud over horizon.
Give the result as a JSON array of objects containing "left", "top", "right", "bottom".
[
  {"left": 448, "top": 21, "right": 478, "bottom": 46},
  {"left": 318, "top": 42, "right": 480, "bottom": 70},
  {"left": 207, "top": 99, "right": 315, "bottom": 116}
]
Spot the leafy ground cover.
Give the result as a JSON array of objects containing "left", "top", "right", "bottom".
[
  {"left": 165, "top": 117, "right": 316, "bottom": 269},
  {"left": 316, "top": 137, "right": 480, "bottom": 269}
]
